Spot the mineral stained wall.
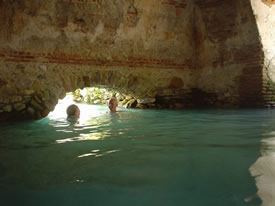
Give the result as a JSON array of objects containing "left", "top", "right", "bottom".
[{"left": 0, "top": 0, "right": 273, "bottom": 121}]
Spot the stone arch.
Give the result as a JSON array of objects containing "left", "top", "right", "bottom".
[
  {"left": 0, "top": 63, "right": 191, "bottom": 121},
  {"left": 0, "top": 0, "right": 274, "bottom": 121}
]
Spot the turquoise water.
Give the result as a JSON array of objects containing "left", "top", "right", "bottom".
[{"left": 1, "top": 102, "right": 275, "bottom": 206}]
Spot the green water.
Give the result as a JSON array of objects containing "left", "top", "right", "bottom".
[{"left": 1, "top": 103, "right": 275, "bottom": 206}]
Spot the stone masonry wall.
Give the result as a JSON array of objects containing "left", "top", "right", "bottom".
[
  {"left": 0, "top": 0, "right": 272, "bottom": 121},
  {"left": 0, "top": 62, "right": 192, "bottom": 120},
  {"left": 0, "top": 0, "right": 195, "bottom": 121},
  {"left": 0, "top": 0, "right": 194, "bottom": 64},
  {"left": 194, "top": 0, "right": 264, "bottom": 107}
]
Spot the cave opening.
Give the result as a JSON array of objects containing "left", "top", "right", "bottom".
[{"left": 48, "top": 86, "right": 140, "bottom": 121}]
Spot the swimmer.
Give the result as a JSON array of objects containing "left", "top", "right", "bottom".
[
  {"left": 66, "top": 104, "right": 80, "bottom": 122},
  {"left": 108, "top": 94, "right": 118, "bottom": 112}
]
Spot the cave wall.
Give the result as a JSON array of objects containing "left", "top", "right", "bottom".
[
  {"left": 0, "top": 0, "right": 272, "bottom": 121},
  {"left": 0, "top": 0, "right": 194, "bottom": 63},
  {"left": 194, "top": 0, "right": 264, "bottom": 106},
  {"left": 0, "top": 0, "right": 195, "bottom": 120}
]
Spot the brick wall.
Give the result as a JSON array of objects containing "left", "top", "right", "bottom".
[{"left": 194, "top": 0, "right": 265, "bottom": 107}]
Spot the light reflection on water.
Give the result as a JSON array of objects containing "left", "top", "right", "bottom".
[
  {"left": 48, "top": 96, "right": 129, "bottom": 143},
  {"left": 77, "top": 149, "right": 120, "bottom": 158},
  {"left": 250, "top": 133, "right": 275, "bottom": 206},
  {"left": 1, "top": 101, "right": 275, "bottom": 205}
]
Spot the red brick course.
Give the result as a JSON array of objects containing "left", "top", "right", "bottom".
[{"left": 0, "top": 49, "right": 189, "bottom": 69}]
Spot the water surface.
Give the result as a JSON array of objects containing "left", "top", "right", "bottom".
[{"left": 0, "top": 102, "right": 275, "bottom": 206}]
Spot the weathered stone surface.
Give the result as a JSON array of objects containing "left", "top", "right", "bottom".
[
  {"left": 26, "top": 107, "right": 35, "bottom": 116},
  {"left": 0, "top": 0, "right": 274, "bottom": 121},
  {"left": 14, "top": 103, "right": 26, "bottom": 111},
  {"left": 30, "top": 99, "right": 44, "bottom": 111},
  {"left": 33, "top": 95, "right": 42, "bottom": 104},
  {"left": 0, "top": 98, "right": 9, "bottom": 104},
  {"left": 169, "top": 77, "right": 184, "bottom": 89},
  {"left": 10, "top": 96, "right": 22, "bottom": 103},
  {"left": 3, "top": 105, "right": 12, "bottom": 112},
  {"left": 0, "top": 78, "right": 7, "bottom": 87},
  {"left": 24, "top": 90, "right": 35, "bottom": 95},
  {"left": 193, "top": 0, "right": 268, "bottom": 107}
]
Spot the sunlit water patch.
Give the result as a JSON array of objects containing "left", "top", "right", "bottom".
[{"left": 1, "top": 100, "right": 275, "bottom": 206}]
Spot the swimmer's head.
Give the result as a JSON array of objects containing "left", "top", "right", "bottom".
[{"left": 66, "top": 104, "right": 80, "bottom": 118}]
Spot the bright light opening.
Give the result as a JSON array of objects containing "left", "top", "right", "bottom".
[{"left": 48, "top": 92, "right": 107, "bottom": 122}]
